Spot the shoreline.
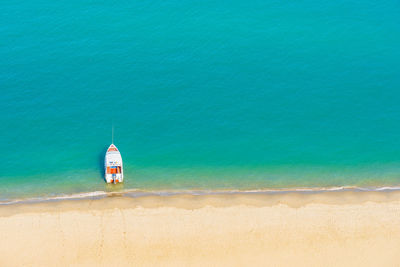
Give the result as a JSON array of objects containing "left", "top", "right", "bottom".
[
  {"left": 1, "top": 191, "right": 400, "bottom": 266},
  {"left": 2, "top": 185, "right": 400, "bottom": 206}
]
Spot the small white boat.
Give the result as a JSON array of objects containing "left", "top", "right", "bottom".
[{"left": 104, "top": 144, "right": 124, "bottom": 184}]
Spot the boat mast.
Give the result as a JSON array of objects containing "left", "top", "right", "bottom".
[{"left": 112, "top": 125, "right": 114, "bottom": 144}]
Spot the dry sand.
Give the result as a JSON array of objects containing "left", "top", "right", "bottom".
[{"left": 1, "top": 191, "right": 400, "bottom": 266}]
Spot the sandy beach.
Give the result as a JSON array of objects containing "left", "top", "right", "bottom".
[{"left": 1, "top": 191, "right": 400, "bottom": 266}]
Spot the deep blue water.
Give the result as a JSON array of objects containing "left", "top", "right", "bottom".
[{"left": 1, "top": 0, "right": 400, "bottom": 200}]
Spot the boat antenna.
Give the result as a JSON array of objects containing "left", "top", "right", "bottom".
[{"left": 112, "top": 124, "right": 114, "bottom": 144}]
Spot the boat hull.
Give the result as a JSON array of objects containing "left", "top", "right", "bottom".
[{"left": 104, "top": 144, "right": 124, "bottom": 184}]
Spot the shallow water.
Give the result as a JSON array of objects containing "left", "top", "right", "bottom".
[{"left": 1, "top": 0, "right": 400, "bottom": 201}]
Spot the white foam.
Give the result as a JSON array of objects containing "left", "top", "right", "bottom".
[
  {"left": 2, "top": 186, "right": 400, "bottom": 205},
  {"left": 0, "top": 191, "right": 108, "bottom": 205}
]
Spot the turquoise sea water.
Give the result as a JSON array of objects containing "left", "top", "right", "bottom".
[{"left": 1, "top": 0, "right": 400, "bottom": 202}]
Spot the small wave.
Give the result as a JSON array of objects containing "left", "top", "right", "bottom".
[
  {"left": 1, "top": 186, "right": 400, "bottom": 205},
  {"left": 0, "top": 191, "right": 108, "bottom": 205},
  {"left": 374, "top": 186, "right": 400, "bottom": 191}
]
